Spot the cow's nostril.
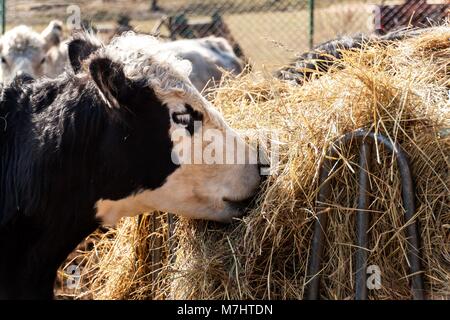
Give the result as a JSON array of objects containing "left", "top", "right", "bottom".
[{"left": 13, "top": 72, "right": 34, "bottom": 84}]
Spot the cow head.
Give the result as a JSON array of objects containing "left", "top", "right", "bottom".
[
  {"left": 69, "top": 33, "right": 261, "bottom": 224},
  {"left": 0, "top": 20, "right": 63, "bottom": 83}
]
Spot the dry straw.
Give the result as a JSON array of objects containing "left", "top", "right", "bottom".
[{"left": 68, "top": 27, "right": 449, "bottom": 300}]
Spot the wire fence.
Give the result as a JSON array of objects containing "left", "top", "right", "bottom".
[{"left": 2, "top": 0, "right": 449, "bottom": 70}]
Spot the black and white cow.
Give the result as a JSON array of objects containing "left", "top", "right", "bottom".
[
  {"left": 276, "top": 28, "right": 428, "bottom": 84},
  {"left": 0, "top": 32, "right": 261, "bottom": 299}
]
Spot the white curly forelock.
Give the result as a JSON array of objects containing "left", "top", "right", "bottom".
[
  {"left": 2, "top": 25, "right": 45, "bottom": 53},
  {"left": 102, "top": 32, "right": 194, "bottom": 98}
]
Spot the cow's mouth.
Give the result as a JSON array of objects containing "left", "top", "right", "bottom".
[
  {"left": 223, "top": 195, "right": 257, "bottom": 213},
  {"left": 222, "top": 173, "right": 266, "bottom": 216}
]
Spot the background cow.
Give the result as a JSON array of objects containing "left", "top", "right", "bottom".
[
  {"left": 0, "top": 32, "right": 260, "bottom": 299},
  {"left": 70, "top": 31, "right": 244, "bottom": 92},
  {"left": 0, "top": 20, "right": 68, "bottom": 83},
  {"left": 157, "top": 36, "right": 244, "bottom": 91},
  {"left": 96, "top": 15, "right": 243, "bottom": 92},
  {"left": 276, "top": 28, "right": 427, "bottom": 84}
]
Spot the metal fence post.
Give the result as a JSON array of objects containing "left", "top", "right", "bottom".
[
  {"left": 308, "top": 0, "right": 315, "bottom": 49},
  {"left": 0, "top": 0, "right": 5, "bottom": 35}
]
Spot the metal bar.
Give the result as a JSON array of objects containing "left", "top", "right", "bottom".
[
  {"left": 0, "top": 0, "right": 5, "bottom": 35},
  {"left": 308, "top": 0, "right": 315, "bottom": 49},
  {"left": 355, "top": 142, "right": 371, "bottom": 300},
  {"left": 305, "top": 129, "right": 424, "bottom": 300},
  {"left": 305, "top": 131, "right": 357, "bottom": 299},
  {"left": 371, "top": 132, "right": 424, "bottom": 300},
  {"left": 167, "top": 213, "right": 176, "bottom": 265},
  {"left": 304, "top": 155, "right": 333, "bottom": 300}
]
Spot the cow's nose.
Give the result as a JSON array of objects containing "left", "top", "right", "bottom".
[
  {"left": 15, "top": 70, "right": 33, "bottom": 79},
  {"left": 13, "top": 72, "right": 34, "bottom": 84}
]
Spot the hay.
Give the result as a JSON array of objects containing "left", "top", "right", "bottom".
[{"left": 74, "top": 27, "right": 449, "bottom": 300}]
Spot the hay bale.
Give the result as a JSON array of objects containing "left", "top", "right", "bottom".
[{"left": 77, "top": 27, "right": 450, "bottom": 300}]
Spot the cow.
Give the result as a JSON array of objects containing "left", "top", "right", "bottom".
[
  {"left": 88, "top": 15, "right": 243, "bottom": 92},
  {"left": 276, "top": 34, "right": 369, "bottom": 84},
  {"left": 99, "top": 17, "right": 243, "bottom": 92},
  {"left": 0, "top": 20, "right": 69, "bottom": 83},
  {"left": 157, "top": 36, "right": 244, "bottom": 92},
  {"left": 0, "top": 32, "right": 261, "bottom": 299},
  {"left": 68, "top": 33, "right": 243, "bottom": 91},
  {"left": 276, "top": 28, "right": 428, "bottom": 84}
]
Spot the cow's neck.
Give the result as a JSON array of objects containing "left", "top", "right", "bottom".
[
  {"left": 0, "top": 81, "right": 105, "bottom": 298},
  {"left": 0, "top": 77, "right": 149, "bottom": 299}
]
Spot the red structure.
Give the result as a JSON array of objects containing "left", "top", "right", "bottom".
[{"left": 375, "top": 0, "right": 449, "bottom": 34}]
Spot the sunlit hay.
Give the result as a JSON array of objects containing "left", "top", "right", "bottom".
[
  {"left": 73, "top": 213, "right": 173, "bottom": 300},
  {"left": 54, "top": 228, "right": 108, "bottom": 300},
  {"left": 79, "top": 27, "right": 450, "bottom": 300}
]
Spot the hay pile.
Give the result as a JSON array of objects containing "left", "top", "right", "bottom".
[{"left": 73, "top": 27, "right": 449, "bottom": 300}]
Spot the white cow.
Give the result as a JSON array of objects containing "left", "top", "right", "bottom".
[
  {"left": 157, "top": 36, "right": 244, "bottom": 91},
  {"left": 0, "top": 20, "right": 69, "bottom": 83},
  {"left": 69, "top": 33, "right": 244, "bottom": 92}
]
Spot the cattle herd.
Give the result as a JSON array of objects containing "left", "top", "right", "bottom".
[
  {"left": 0, "top": 21, "right": 243, "bottom": 90},
  {"left": 0, "top": 17, "right": 437, "bottom": 299}
]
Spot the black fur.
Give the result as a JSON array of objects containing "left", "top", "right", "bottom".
[
  {"left": 68, "top": 38, "right": 100, "bottom": 73},
  {"left": 0, "top": 56, "right": 179, "bottom": 299}
]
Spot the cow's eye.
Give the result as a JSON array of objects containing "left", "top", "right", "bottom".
[
  {"left": 172, "top": 105, "right": 203, "bottom": 136},
  {"left": 1, "top": 57, "right": 7, "bottom": 65},
  {"left": 172, "top": 113, "right": 191, "bottom": 126},
  {"left": 40, "top": 57, "right": 46, "bottom": 65}
]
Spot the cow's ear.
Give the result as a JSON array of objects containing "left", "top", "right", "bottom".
[
  {"left": 41, "top": 20, "right": 63, "bottom": 51},
  {"left": 68, "top": 36, "right": 101, "bottom": 73},
  {"left": 89, "top": 57, "right": 131, "bottom": 109}
]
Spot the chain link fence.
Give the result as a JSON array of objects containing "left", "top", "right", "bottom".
[
  {"left": 146, "top": 0, "right": 449, "bottom": 68},
  {"left": 2, "top": 0, "right": 449, "bottom": 69}
]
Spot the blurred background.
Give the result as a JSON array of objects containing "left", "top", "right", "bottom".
[{"left": 1, "top": 0, "right": 448, "bottom": 70}]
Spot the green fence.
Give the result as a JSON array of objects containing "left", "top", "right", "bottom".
[{"left": 0, "top": 0, "right": 5, "bottom": 34}]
